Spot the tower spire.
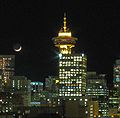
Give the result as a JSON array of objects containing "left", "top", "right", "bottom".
[
  {"left": 58, "top": 13, "right": 72, "bottom": 37},
  {"left": 54, "top": 13, "right": 78, "bottom": 54},
  {"left": 63, "top": 13, "right": 67, "bottom": 32}
]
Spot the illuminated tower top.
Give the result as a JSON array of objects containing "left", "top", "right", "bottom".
[
  {"left": 58, "top": 13, "right": 71, "bottom": 37},
  {"left": 53, "top": 13, "right": 77, "bottom": 54}
]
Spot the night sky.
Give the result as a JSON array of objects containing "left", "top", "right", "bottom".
[{"left": 0, "top": 1, "right": 120, "bottom": 86}]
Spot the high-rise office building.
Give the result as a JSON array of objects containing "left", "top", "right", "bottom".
[
  {"left": 113, "top": 59, "right": 120, "bottom": 88},
  {"left": 113, "top": 59, "right": 120, "bottom": 110},
  {"left": 10, "top": 76, "right": 31, "bottom": 92},
  {"left": 109, "top": 59, "right": 120, "bottom": 115},
  {"left": 53, "top": 14, "right": 87, "bottom": 99},
  {"left": 31, "top": 81, "right": 43, "bottom": 106},
  {"left": 86, "top": 72, "right": 109, "bottom": 116},
  {"left": 0, "top": 76, "right": 31, "bottom": 114},
  {"left": 109, "top": 87, "right": 120, "bottom": 111},
  {"left": 10, "top": 76, "right": 31, "bottom": 107},
  {"left": 87, "top": 101, "right": 99, "bottom": 118},
  {"left": 0, "top": 55, "right": 15, "bottom": 88}
]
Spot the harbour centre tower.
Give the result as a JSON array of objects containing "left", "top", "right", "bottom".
[{"left": 53, "top": 14, "right": 87, "bottom": 99}]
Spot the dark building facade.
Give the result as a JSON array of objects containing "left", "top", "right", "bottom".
[{"left": 86, "top": 72, "right": 109, "bottom": 116}]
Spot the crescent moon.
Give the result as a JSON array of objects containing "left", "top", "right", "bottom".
[{"left": 14, "top": 46, "right": 22, "bottom": 52}]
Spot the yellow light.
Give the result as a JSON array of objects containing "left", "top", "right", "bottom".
[
  {"left": 63, "top": 13, "right": 67, "bottom": 32},
  {"left": 61, "top": 50, "right": 69, "bottom": 54},
  {"left": 60, "top": 45, "right": 67, "bottom": 49},
  {"left": 98, "top": 115, "right": 101, "bottom": 117},
  {"left": 58, "top": 13, "right": 72, "bottom": 37},
  {"left": 56, "top": 80, "right": 59, "bottom": 84},
  {"left": 58, "top": 32, "right": 71, "bottom": 37},
  {"left": 4, "top": 78, "right": 7, "bottom": 83}
]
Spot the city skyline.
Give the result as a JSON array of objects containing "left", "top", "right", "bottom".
[{"left": 0, "top": 1, "right": 120, "bottom": 84}]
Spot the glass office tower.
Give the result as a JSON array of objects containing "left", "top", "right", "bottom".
[{"left": 58, "top": 54, "right": 87, "bottom": 98}]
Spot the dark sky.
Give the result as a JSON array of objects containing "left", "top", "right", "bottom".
[{"left": 0, "top": 1, "right": 120, "bottom": 85}]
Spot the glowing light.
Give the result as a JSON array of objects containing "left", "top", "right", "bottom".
[
  {"left": 59, "top": 53, "right": 62, "bottom": 58},
  {"left": 63, "top": 13, "right": 67, "bottom": 32},
  {"left": 4, "top": 78, "right": 7, "bottom": 83},
  {"left": 31, "top": 82, "right": 43, "bottom": 85},
  {"left": 53, "top": 13, "right": 78, "bottom": 55},
  {"left": 58, "top": 13, "right": 72, "bottom": 37},
  {"left": 58, "top": 32, "right": 71, "bottom": 37},
  {"left": 98, "top": 115, "right": 101, "bottom": 117},
  {"left": 31, "top": 102, "right": 41, "bottom": 104},
  {"left": 60, "top": 45, "right": 67, "bottom": 49},
  {"left": 61, "top": 50, "right": 69, "bottom": 54},
  {"left": 111, "top": 115, "right": 114, "bottom": 118},
  {"left": 56, "top": 80, "right": 59, "bottom": 84},
  {"left": 13, "top": 43, "right": 22, "bottom": 52},
  {"left": 82, "top": 53, "right": 84, "bottom": 57},
  {"left": 14, "top": 46, "right": 22, "bottom": 52}
]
